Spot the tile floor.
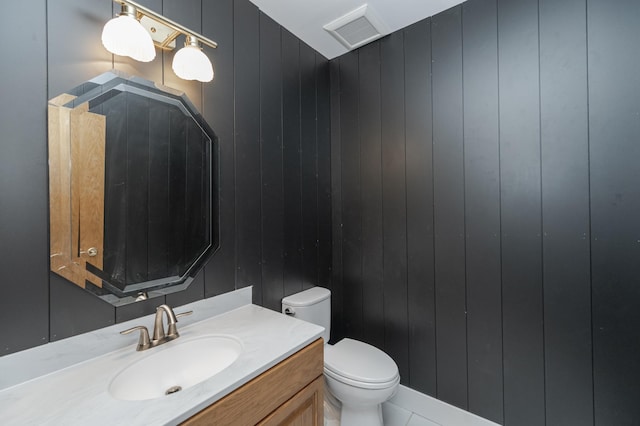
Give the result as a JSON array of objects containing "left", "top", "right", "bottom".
[{"left": 383, "top": 402, "right": 441, "bottom": 426}]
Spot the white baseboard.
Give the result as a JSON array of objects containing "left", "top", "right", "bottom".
[{"left": 387, "top": 385, "right": 501, "bottom": 426}]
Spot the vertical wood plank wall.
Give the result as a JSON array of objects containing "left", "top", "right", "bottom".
[
  {"left": 587, "top": 0, "right": 640, "bottom": 425},
  {"left": 359, "top": 42, "right": 384, "bottom": 351},
  {"left": 282, "top": 29, "right": 304, "bottom": 298},
  {"left": 462, "top": 0, "right": 503, "bottom": 420},
  {"left": 404, "top": 19, "right": 437, "bottom": 399},
  {"left": 539, "top": 0, "right": 592, "bottom": 425},
  {"left": 380, "top": 31, "right": 411, "bottom": 389},
  {"left": 330, "top": 0, "right": 640, "bottom": 424},
  {"left": 431, "top": 8, "right": 467, "bottom": 409},
  {"left": 2, "top": 0, "right": 640, "bottom": 424},
  {"left": 0, "top": 0, "right": 331, "bottom": 352},
  {"left": 0, "top": 0, "right": 49, "bottom": 353},
  {"left": 233, "top": 0, "right": 262, "bottom": 304}
]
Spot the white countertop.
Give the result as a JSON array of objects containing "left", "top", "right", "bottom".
[{"left": 0, "top": 288, "right": 324, "bottom": 425}]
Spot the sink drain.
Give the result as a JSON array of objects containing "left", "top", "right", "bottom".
[{"left": 165, "top": 385, "right": 182, "bottom": 395}]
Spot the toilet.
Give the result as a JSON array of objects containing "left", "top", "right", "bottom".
[{"left": 282, "top": 287, "right": 400, "bottom": 426}]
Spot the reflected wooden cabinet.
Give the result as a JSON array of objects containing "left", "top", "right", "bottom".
[{"left": 182, "top": 339, "right": 324, "bottom": 426}]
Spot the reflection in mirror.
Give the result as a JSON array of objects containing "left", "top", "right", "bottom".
[{"left": 48, "top": 71, "right": 218, "bottom": 306}]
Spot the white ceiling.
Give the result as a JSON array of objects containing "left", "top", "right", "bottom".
[{"left": 248, "top": 0, "right": 467, "bottom": 59}]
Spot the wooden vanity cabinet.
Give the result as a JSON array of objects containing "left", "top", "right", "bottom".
[{"left": 182, "top": 338, "right": 324, "bottom": 426}]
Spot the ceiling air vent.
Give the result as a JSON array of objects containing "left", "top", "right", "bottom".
[{"left": 324, "top": 4, "right": 389, "bottom": 51}]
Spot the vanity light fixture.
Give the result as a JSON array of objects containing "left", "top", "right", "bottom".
[
  {"left": 172, "top": 36, "right": 214, "bottom": 82},
  {"left": 102, "top": 0, "right": 217, "bottom": 82},
  {"left": 101, "top": 2, "right": 156, "bottom": 62}
]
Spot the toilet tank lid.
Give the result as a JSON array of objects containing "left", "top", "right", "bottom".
[{"left": 282, "top": 287, "right": 331, "bottom": 307}]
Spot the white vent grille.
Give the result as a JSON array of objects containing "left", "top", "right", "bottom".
[{"left": 324, "top": 4, "right": 389, "bottom": 50}]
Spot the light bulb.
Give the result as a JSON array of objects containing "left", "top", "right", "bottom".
[
  {"left": 102, "top": 9, "right": 156, "bottom": 62},
  {"left": 172, "top": 38, "right": 214, "bottom": 82}
]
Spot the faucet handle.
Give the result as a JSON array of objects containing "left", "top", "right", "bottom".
[
  {"left": 176, "top": 310, "right": 193, "bottom": 319},
  {"left": 167, "top": 310, "right": 193, "bottom": 338},
  {"left": 120, "top": 325, "right": 151, "bottom": 351}
]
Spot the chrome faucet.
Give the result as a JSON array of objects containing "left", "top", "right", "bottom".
[{"left": 120, "top": 304, "right": 193, "bottom": 351}]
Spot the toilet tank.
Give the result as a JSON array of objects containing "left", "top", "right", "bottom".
[{"left": 282, "top": 287, "right": 331, "bottom": 343}]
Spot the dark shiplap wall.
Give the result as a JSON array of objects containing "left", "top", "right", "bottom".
[
  {"left": 329, "top": 0, "right": 640, "bottom": 424},
  {"left": 0, "top": 0, "right": 330, "bottom": 354},
  {"left": 3, "top": 0, "right": 640, "bottom": 424}
]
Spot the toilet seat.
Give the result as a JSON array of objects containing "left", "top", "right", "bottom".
[
  {"left": 324, "top": 338, "right": 399, "bottom": 390},
  {"left": 324, "top": 366, "right": 400, "bottom": 390}
]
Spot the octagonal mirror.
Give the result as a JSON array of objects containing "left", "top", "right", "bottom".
[{"left": 48, "top": 71, "right": 218, "bottom": 306}]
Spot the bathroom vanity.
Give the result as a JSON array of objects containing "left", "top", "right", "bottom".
[
  {"left": 0, "top": 289, "right": 324, "bottom": 425},
  {"left": 183, "top": 339, "right": 323, "bottom": 425}
]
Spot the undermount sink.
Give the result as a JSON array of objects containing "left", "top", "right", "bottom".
[{"left": 109, "top": 335, "right": 243, "bottom": 401}]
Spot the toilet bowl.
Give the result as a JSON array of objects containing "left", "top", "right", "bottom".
[
  {"left": 282, "top": 287, "right": 400, "bottom": 426},
  {"left": 324, "top": 338, "right": 400, "bottom": 425}
]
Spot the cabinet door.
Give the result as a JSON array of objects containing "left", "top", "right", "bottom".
[
  {"left": 258, "top": 376, "right": 324, "bottom": 426},
  {"left": 181, "top": 339, "right": 323, "bottom": 426}
]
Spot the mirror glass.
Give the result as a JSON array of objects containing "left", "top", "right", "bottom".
[{"left": 48, "top": 71, "right": 218, "bottom": 306}]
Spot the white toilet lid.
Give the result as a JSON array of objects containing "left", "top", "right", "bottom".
[{"left": 324, "top": 338, "right": 399, "bottom": 385}]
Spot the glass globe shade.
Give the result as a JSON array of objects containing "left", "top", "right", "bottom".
[
  {"left": 172, "top": 46, "right": 214, "bottom": 83},
  {"left": 102, "top": 15, "right": 156, "bottom": 62}
]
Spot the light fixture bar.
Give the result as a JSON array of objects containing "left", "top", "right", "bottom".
[
  {"left": 159, "top": 30, "right": 181, "bottom": 49},
  {"left": 114, "top": 0, "right": 218, "bottom": 49}
]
